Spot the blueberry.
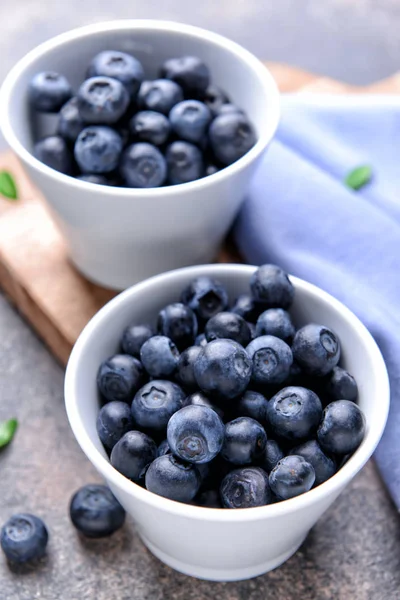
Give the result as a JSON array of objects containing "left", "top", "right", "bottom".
[
  {"left": 269, "top": 455, "right": 315, "bottom": 500},
  {"left": 317, "top": 400, "right": 365, "bottom": 455},
  {"left": 209, "top": 113, "right": 256, "bottom": 165},
  {"left": 34, "top": 135, "right": 72, "bottom": 174},
  {"left": 325, "top": 366, "right": 358, "bottom": 402},
  {"left": 57, "top": 97, "right": 84, "bottom": 142},
  {"left": 145, "top": 454, "right": 201, "bottom": 502},
  {"left": 169, "top": 100, "right": 212, "bottom": 144},
  {"left": 267, "top": 386, "right": 323, "bottom": 442},
  {"left": 121, "top": 142, "right": 167, "bottom": 188},
  {"left": 121, "top": 324, "right": 154, "bottom": 358},
  {"left": 140, "top": 335, "right": 179, "bottom": 378},
  {"left": 29, "top": 71, "right": 72, "bottom": 112},
  {"left": 165, "top": 140, "right": 203, "bottom": 185},
  {"left": 77, "top": 174, "right": 111, "bottom": 185},
  {"left": 1, "top": 514, "right": 48, "bottom": 563},
  {"left": 87, "top": 50, "right": 144, "bottom": 97},
  {"left": 217, "top": 103, "right": 244, "bottom": 116},
  {"left": 235, "top": 390, "right": 268, "bottom": 425},
  {"left": 111, "top": 430, "right": 157, "bottom": 480},
  {"left": 205, "top": 312, "right": 251, "bottom": 346},
  {"left": 77, "top": 76, "right": 129, "bottom": 124},
  {"left": 205, "top": 164, "right": 219, "bottom": 177},
  {"left": 157, "top": 302, "right": 198, "bottom": 350},
  {"left": 194, "top": 339, "right": 252, "bottom": 400},
  {"left": 260, "top": 439, "right": 285, "bottom": 473},
  {"left": 137, "top": 79, "right": 184, "bottom": 115},
  {"left": 220, "top": 467, "right": 271, "bottom": 508},
  {"left": 221, "top": 417, "right": 266, "bottom": 465},
  {"left": 157, "top": 439, "right": 171, "bottom": 457},
  {"left": 176, "top": 346, "right": 202, "bottom": 391},
  {"left": 202, "top": 85, "right": 229, "bottom": 115},
  {"left": 246, "top": 335, "right": 293, "bottom": 385},
  {"left": 74, "top": 126, "right": 122, "bottom": 174},
  {"left": 97, "top": 354, "right": 144, "bottom": 403},
  {"left": 185, "top": 391, "right": 224, "bottom": 419},
  {"left": 250, "top": 264, "right": 294, "bottom": 309},
  {"left": 69, "top": 484, "right": 125, "bottom": 538},
  {"left": 160, "top": 56, "right": 210, "bottom": 96},
  {"left": 96, "top": 401, "right": 134, "bottom": 449},
  {"left": 195, "top": 488, "right": 222, "bottom": 508},
  {"left": 230, "top": 294, "right": 262, "bottom": 323},
  {"left": 289, "top": 440, "right": 336, "bottom": 486},
  {"left": 195, "top": 333, "right": 207, "bottom": 347},
  {"left": 292, "top": 324, "right": 341, "bottom": 377},
  {"left": 255, "top": 308, "right": 295, "bottom": 343},
  {"left": 181, "top": 276, "right": 228, "bottom": 321},
  {"left": 130, "top": 111, "right": 171, "bottom": 146},
  {"left": 131, "top": 380, "right": 185, "bottom": 432}
]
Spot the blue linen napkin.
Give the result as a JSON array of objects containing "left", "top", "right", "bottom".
[{"left": 234, "top": 95, "right": 400, "bottom": 508}]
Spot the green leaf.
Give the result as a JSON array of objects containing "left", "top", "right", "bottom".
[
  {"left": 0, "top": 418, "right": 18, "bottom": 448},
  {"left": 0, "top": 171, "right": 18, "bottom": 200},
  {"left": 344, "top": 165, "right": 373, "bottom": 191}
]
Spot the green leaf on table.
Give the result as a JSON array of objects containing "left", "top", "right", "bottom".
[
  {"left": 0, "top": 418, "right": 18, "bottom": 448},
  {"left": 344, "top": 165, "right": 373, "bottom": 191},
  {"left": 0, "top": 171, "right": 18, "bottom": 200}
]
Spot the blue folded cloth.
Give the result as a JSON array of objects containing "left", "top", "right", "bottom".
[{"left": 234, "top": 95, "right": 400, "bottom": 507}]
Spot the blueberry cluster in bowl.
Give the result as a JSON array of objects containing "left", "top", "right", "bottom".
[
  {"left": 96, "top": 264, "right": 365, "bottom": 509},
  {"left": 28, "top": 52, "right": 257, "bottom": 187}
]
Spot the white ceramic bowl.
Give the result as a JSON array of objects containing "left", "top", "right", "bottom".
[
  {"left": 0, "top": 21, "right": 280, "bottom": 290},
  {"left": 65, "top": 264, "right": 389, "bottom": 581}
]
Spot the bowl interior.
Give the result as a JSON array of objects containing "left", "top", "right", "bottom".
[
  {"left": 66, "top": 264, "right": 389, "bottom": 516},
  {"left": 4, "top": 21, "right": 276, "bottom": 154}
]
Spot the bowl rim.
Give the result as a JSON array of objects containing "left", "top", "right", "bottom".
[
  {"left": 65, "top": 263, "right": 390, "bottom": 522},
  {"left": 0, "top": 19, "right": 280, "bottom": 197}
]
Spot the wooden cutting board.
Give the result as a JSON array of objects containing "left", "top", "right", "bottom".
[{"left": 1, "top": 62, "right": 399, "bottom": 365}]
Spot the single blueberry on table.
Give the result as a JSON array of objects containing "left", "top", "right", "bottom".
[
  {"left": 205, "top": 312, "right": 251, "bottom": 347},
  {"left": 289, "top": 439, "right": 336, "bottom": 486},
  {"left": 145, "top": 454, "right": 201, "bottom": 502},
  {"left": 195, "top": 333, "right": 207, "bottom": 347},
  {"left": 220, "top": 467, "right": 271, "bottom": 508},
  {"left": 87, "top": 50, "right": 144, "bottom": 97},
  {"left": 34, "top": 135, "right": 72, "bottom": 174},
  {"left": 96, "top": 401, "right": 133, "bottom": 449},
  {"left": 221, "top": 417, "right": 267, "bottom": 465},
  {"left": 57, "top": 97, "right": 84, "bottom": 143},
  {"left": 235, "top": 390, "right": 268, "bottom": 425},
  {"left": 137, "top": 79, "right": 184, "bottom": 115},
  {"left": 121, "top": 323, "right": 154, "bottom": 358},
  {"left": 267, "top": 386, "right": 323, "bottom": 442},
  {"left": 69, "top": 484, "right": 125, "bottom": 538},
  {"left": 201, "top": 85, "right": 229, "bottom": 115},
  {"left": 131, "top": 379, "right": 185, "bottom": 432},
  {"left": 157, "top": 438, "right": 171, "bottom": 457},
  {"left": 169, "top": 100, "right": 212, "bottom": 144},
  {"left": 77, "top": 76, "right": 129, "bottom": 124},
  {"left": 292, "top": 324, "right": 341, "bottom": 377},
  {"left": 255, "top": 308, "right": 295, "bottom": 343},
  {"left": 160, "top": 56, "right": 210, "bottom": 96},
  {"left": 29, "top": 71, "right": 72, "bottom": 112},
  {"left": 111, "top": 430, "right": 157, "bottom": 480},
  {"left": 157, "top": 302, "right": 198, "bottom": 350},
  {"left": 317, "top": 400, "right": 365, "bottom": 455},
  {"left": 167, "top": 405, "right": 225, "bottom": 464},
  {"left": 250, "top": 264, "right": 294, "bottom": 309},
  {"left": 181, "top": 276, "right": 229, "bottom": 322},
  {"left": 130, "top": 111, "right": 171, "bottom": 146},
  {"left": 74, "top": 126, "right": 122, "bottom": 174},
  {"left": 97, "top": 354, "right": 144, "bottom": 403},
  {"left": 194, "top": 339, "right": 252, "bottom": 400},
  {"left": 260, "top": 439, "right": 285, "bottom": 473},
  {"left": 121, "top": 142, "right": 167, "bottom": 188},
  {"left": 230, "top": 294, "right": 262, "bottom": 323},
  {"left": 1, "top": 514, "right": 48, "bottom": 563},
  {"left": 185, "top": 391, "right": 224, "bottom": 419},
  {"left": 325, "top": 366, "right": 358, "bottom": 402},
  {"left": 165, "top": 140, "right": 204, "bottom": 185},
  {"left": 209, "top": 113, "right": 256, "bottom": 165},
  {"left": 140, "top": 335, "right": 179, "bottom": 378},
  {"left": 269, "top": 455, "right": 315, "bottom": 500},
  {"left": 176, "top": 346, "right": 202, "bottom": 391},
  {"left": 77, "top": 174, "right": 111, "bottom": 185},
  {"left": 246, "top": 335, "right": 293, "bottom": 385}
]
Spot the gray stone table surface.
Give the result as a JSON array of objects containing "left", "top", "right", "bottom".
[{"left": 1, "top": 0, "right": 400, "bottom": 598}]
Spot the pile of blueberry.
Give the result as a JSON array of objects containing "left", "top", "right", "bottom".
[
  {"left": 95, "top": 264, "right": 366, "bottom": 509},
  {"left": 29, "top": 52, "right": 257, "bottom": 187}
]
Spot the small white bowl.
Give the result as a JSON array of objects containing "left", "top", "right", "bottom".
[
  {"left": 65, "top": 264, "right": 389, "bottom": 581},
  {"left": 0, "top": 21, "right": 280, "bottom": 289}
]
